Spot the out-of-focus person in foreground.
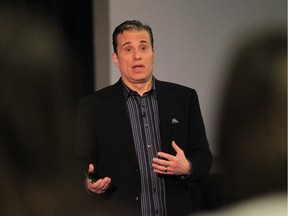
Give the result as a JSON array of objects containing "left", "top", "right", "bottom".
[
  {"left": 198, "top": 29, "right": 287, "bottom": 215},
  {"left": 0, "top": 5, "right": 80, "bottom": 215}
]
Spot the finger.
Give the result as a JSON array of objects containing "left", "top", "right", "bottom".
[
  {"left": 88, "top": 177, "right": 110, "bottom": 190},
  {"left": 97, "top": 178, "right": 111, "bottom": 193},
  {"left": 88, "top": 163, "right": 94, "bottom": 173},
  {"left": 87, "top": 177, "right": 102, "bottom": 188},
  {"left": 171, "top": 141, "right": 183, "bottom": 154},
  {"left": 151, "top": 162, "right": 165, "bottom": 170},
  {"left": 100, "top": 177, "right": 111, "bottom": 188},
  {"left": 153, "top": 166, "right": 171, "bottom": 175},
  {"left": 151, "top": 161, "right": 173, "bottom": 174},
  {"left": 152, "top": 157, "right": 169, "bottom": 166},
  {"left": 95, "top": 179, "right": 106, "bottom": 190},
  {"left": 156, "top": 152, "right": 174, "bottom": 161},
  {"left": 99, "top": 177, "right": 111, "bottom": 187},
  {"left": 102, "top": 177, "right": 112, "bottom": 190}
]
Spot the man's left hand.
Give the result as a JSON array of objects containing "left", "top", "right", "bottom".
[{"left": 152, "top": 141, "right": 192, "bottom": 175}]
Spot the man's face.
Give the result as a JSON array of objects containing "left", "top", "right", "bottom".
[{"left": 113, "top": 29, "right": 154, "bottom": 87}]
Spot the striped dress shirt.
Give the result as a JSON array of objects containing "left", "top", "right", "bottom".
[{"left": 122, "top": 80, "right": 167, "bottom": 216}]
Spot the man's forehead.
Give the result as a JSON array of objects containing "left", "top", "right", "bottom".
[{"left": 118, "top": 30, "right": 150, "bottom": 45}]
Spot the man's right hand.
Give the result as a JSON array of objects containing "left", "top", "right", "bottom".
[{"left": 86, "top": 164, "right": 111, "bottom": 194}]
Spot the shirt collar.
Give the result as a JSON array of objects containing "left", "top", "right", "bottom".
[{"left": 122, "top": 77, "right": 156, "bottom": 99}]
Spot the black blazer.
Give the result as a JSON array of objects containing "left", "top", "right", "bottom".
[{"left": 75, "top": 78, "right": 212, "bottom": 216}]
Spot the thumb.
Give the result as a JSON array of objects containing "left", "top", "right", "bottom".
[
  {"left": 88, "top": 163, "right": 94, "bottom": 173},
  {"left": 171, "top": 141, "right": 182, "bottom": 153}
]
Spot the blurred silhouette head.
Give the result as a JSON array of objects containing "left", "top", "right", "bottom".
[
  {"left": 0, "top": 4, "right": 78, "bottom": 179},
  {"left": 0, "top": 4, "right": 82, "bottom": 215},
  {"left": 218, "top": 29, "right": 287, "bottom": 201}
]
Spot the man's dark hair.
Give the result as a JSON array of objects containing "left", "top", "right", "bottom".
[{"left": 112, "top": 20, "right": 154, "bottom": 54}]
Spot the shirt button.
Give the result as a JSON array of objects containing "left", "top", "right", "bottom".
[{"left": 135, "top": 196, "right": 140, "bottom": 201}]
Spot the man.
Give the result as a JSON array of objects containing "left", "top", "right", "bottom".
[{"left": 76, "top": 20, "right": 212, "bottom": 215}]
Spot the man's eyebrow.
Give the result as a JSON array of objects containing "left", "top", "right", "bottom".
[
  {"left": 140, "top": 40, "right": 149, "bottom": 44},
  {"left": 122, "top": 40, "right": 149, "bottom": 47},
  {"left": 139, "top": 40, "right": 150, "bottom": 46},
  {"left": 122, "top": 41, "right": 131, "bottom": 47}
]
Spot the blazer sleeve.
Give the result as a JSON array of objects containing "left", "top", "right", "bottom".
[
  {"left": 73, "top": 101, "right": 96, "bottom": 184},
  {"left": 168, "top": 88, "right": 212, "bottom": 182},
  {"left": 186, "top": 90, "right": 212, "bottom": 182}
]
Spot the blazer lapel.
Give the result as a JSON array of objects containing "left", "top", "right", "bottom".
[
  {"left": 103, "top": 79, "right": 174, "bottom": 161},
  {"left": 104, "top": 81, "right": 138, "bottom": 163},
  {"left": 156, "top": 80, "right": 174, "bottom": 153}
]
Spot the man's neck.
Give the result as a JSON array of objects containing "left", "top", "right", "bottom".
[{"left": 122, "top": 79, "right": 153, "bottom": 96}]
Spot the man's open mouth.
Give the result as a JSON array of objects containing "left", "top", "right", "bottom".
[{"left": 132, "top": 64, "right": 144, "bottom": 69}]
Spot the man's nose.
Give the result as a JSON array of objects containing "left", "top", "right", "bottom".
[{"left": 133, "top": 50, "right": 142, "bottom": 60}]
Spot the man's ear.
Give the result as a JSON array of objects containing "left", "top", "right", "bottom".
[{"left": 112, "top": 52, "right": 119, "bottom": 68}]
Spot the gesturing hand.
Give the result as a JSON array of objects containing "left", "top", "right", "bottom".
[
  {"left": 152, "top": 141, "right": 192, "bottom": 175},
  {"left": 86, "top": 164, "right": 111, "bottom": 194}
]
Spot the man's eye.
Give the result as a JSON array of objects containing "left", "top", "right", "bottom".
[
  {"left": 125, "top": 47, "right": 132, "bottom": 52},
  {"left": 140, "top": 46, "right": 147, "bottom": 51}
]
